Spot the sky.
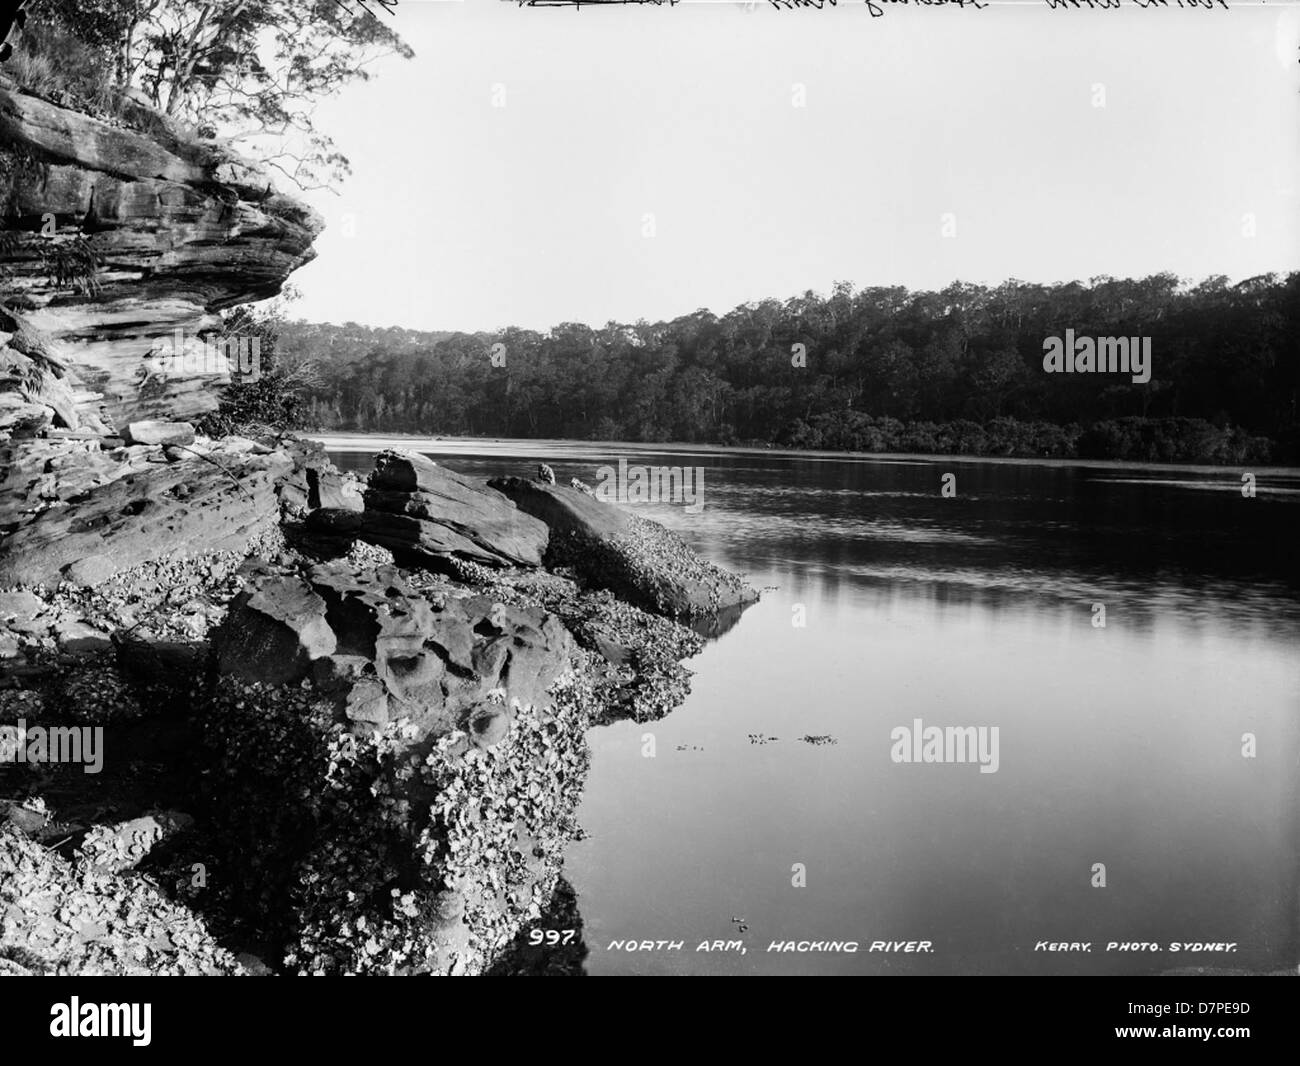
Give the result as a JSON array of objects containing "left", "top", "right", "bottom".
[{"left": 286, "top": 1, "right": 1300, "bottom": 333}]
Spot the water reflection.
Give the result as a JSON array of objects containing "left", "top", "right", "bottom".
[{"left": 327, "top": 441, "right": 1300, "bottom": 975}]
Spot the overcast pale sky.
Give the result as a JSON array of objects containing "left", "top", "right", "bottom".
[{"left": 287, "top": 2, "right": 1300, "bottom": 332}]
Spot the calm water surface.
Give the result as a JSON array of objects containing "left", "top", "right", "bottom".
[{"left": 324, "top": 436, "right": 1300, "bottom": 975}]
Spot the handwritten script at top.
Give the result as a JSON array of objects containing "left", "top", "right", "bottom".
[{"left": 515, "top": 0, "right": 1233, "bottom": 14}]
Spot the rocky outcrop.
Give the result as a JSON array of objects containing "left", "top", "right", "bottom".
[
  {"left": 199, "top": 555, "right": 593, "bottom": 975},
  {"left": 1, "top": 520, "right": 708, "bottom": 975},
  {"left": 0, "top": 438, "right": 758, "bottom": 974},
  {"left": 269, "top": 435, "right": 364, "bottom": 518},
  {"left": 490, "top": 476, "right": 759, "bottom": 619},
  {"left": 356, "top": 450, "right": 549, "bottom": 568},
  {"left": 213, "top": 561, "right": 573, "bottom": 741},
  {"left": 0, "top": 432, "right": 293, "bottom": 588},
  {"left": 0, "top": 80, "right": 322, "bottom": 427}
]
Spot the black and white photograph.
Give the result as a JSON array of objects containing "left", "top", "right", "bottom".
[{"left": 0, "top": 0, "right": 1296, "bottom": 1034}]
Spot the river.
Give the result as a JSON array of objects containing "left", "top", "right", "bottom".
[{"left": 320, "top": 434, "right": 1300, "bottom": 975}]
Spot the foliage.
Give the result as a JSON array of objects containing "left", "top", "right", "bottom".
[
  {"left": 196, "top": 293, "right": 321, "bottom": 437},
  {"left": 9, "top": 0, "right": 412, "bottom": 190},
  {"left": 281, "top": 273, "right": 1300, "bottom": 464},
  {"left": 1, "top": 6, "right": 122, "bottom": 115},
  {"left": 36, "top": 234, "right": 101, "bottom": 295}
]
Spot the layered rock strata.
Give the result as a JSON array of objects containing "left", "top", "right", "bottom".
[{"left": 0, "top": 80, "right": 322, "bottom": 427}]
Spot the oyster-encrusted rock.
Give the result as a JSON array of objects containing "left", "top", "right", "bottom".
[
  {"left": 0, "top": 825, "right": 245, "bottom": 976},
  {"left": 489, "top": 477, "right": 758, "bottom": 619}
]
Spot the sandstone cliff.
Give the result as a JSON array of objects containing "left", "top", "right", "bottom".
[{"left": 0, "top": 76, "right": 322, "bottom": 428}]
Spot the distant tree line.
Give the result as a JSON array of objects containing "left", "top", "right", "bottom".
[{"left": 278, "top": 273, "right": 1300, "bottom": 463}]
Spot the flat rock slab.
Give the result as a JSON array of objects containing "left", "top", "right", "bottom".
[{"left": 0, "top": 441, "right": 292, "bottom": 588}]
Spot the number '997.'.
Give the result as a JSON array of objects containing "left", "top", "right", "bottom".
[{"left": 528, "top": 929, "right": 577, "bottom": 946}]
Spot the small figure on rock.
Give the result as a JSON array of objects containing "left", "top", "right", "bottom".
[
  {"left": 536, "top": 463, "right": 556, "bottom": 484},
  {"left": 570, "top": 477, "right": 595, "bottom": 496}
]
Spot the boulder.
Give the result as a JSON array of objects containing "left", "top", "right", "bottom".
[
  {"left": 304, "top": 507, "right": 365, "bottom": 536},
  {"left": 490, "top": 477, "right": 759, "bottom": 620},
  {"left": 0, "top": 590, "right": 44, "bottom": 624},
  {"left": 4, "top": 614, "right": 49, "bottom": 636},
  {"left": 0, "top": 396, "right": 51, "bottom": 438},
  {"left": 51, "top": 618, "right": 113, "bottom": 654},
  {"left": 216, "top": 579, "right": 337, "bottom": 687},
  {"left": 3, "top": 801, "right": 48, "bottom": 836},
  {"left": 358, "top": 509, "right": 545, "bottom": 569},
  {"left": 488, "top": 476, "right": 632, "bottom": 540},
  {"left": 368, "top": 449, "right": 444, "bottom": 494},
  {"left": 278, "top": 479, "right": 309, "bottom": 515},
  {"left": 62, "top": 554, "right": 119, "bottom": 587},
  {"left": 307, "top": 467, "right": 363, "bottom": 512},
  {"left": 358, "top": 451, "right": 549, "bottom": 568},
  {"left": 76, "top": 811, "right": 196, "bottom": 875}
]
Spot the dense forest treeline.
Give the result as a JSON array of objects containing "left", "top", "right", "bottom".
[{"left": 278, "top": 273, "right": 1300, "bottom": 463}]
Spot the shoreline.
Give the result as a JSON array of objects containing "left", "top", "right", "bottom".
[
  {"left": 0, "top": 440, "right": 756, "bottom": 974},
  {"left": 307, "top": 433, "right": 1300, "bottom": 478}
]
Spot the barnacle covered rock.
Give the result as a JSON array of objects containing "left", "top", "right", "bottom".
[
  {"left": 200, "top": 665, "right": 598, "bottom": 974},
  {"left": 0, "top": 825, "right": 245, "bottom": 976},
  {"left": 488, "top": 477, "right": 758, "bottom": 620}
]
